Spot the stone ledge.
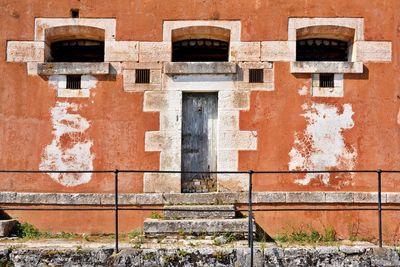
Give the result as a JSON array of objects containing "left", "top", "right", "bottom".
[
  {"left": 143, "top": 218, "right": 253, "bottom": 236},
  {"left": 290, "top": 61, "right": 363, "bottom": 73},
  {"left": 37, "top": 62, "right": 110, "bottom": 75},
  {"left": 164, "top": 62, "right": 237, "bottom": 74},
  {"left": 0, "top": 192, "right": 397, "bottom": 206}
]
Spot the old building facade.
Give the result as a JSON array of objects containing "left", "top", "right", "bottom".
[{"left": 1, "top": 0, "right": 399, "bottom": 241}]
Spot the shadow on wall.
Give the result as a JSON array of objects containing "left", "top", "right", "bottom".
[
  {"left": 345, "top": 66, "right": 369, "bottom": 80},
  {"left": 0, "top": 211, "right": 12, "bottom": 220}
]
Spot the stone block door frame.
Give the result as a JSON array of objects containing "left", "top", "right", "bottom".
[{"left": 143, "top": 21, "right": 257, "bottom": 193}]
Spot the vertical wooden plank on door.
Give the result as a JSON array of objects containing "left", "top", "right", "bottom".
[{"left": 181, "top": 93, "right": 218, "bottom": 193}]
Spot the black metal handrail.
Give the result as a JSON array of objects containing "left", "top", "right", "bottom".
[{"left": 0, "top": 169, "right": 398, "bottom": 266}]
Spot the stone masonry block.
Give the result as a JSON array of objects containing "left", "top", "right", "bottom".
[
  {"left": 144, "top": 91, "right": 182, "bottom": 112},
  {"left": 160, "top": 110, "right": 182, "bottom": 131},
  {"left": 160, "top": 150, "right": 181, "bottom": 170},
  {"left": 218, "top": 131, "right": 257, "bottom": 150},
  {"left": 288, "top": 18, "right": 364, "bottom": 41},
  {"left": 253, "top": 192, "right": 286, "bottom": 203},
  {"left": 164, "top": 205, "right": 236, "bottom": 219},
  {"left": 122, "top": 69, "right": 136, "bottom": 90},
  {"left": 219, "top": 91, "right": 250, "bottom": 110},
  {"left": 0, "top": 192, "right": 17, "bottom": 203},
  {"left": 150, "top": 69, "right": 162, "bottom": 84},
  {"left": 219, "top": 110, "right": 240, "bottom": 131},
  {"left": 230, "top": 42, "right": 261, "bottom": 62},
  {"left": 261, "top": 41, "right": 295, "bottom": 62},
  {"left": 286, "top": 192, "right": 325, "bottom": 203},
  {"left": 144, "top": 218, "right": 252, "bottom": 236},
  {"left": 354, "top": 41, "right": 392, "bottom": 62},
  {"left": 291, "top": 61, "right": 363, "bottom": 74},
  {"left": 7, "top": 41, "right": 45, "bottom": 62},
  {"left": 217, "top": 150, "right": 238, "bottom": 171},
  {"left": 139, "top": 42, "right": 171, "bottom": 62},
  {"left": 218, "top": 174, "right": 249, "bottom": 192},
  {"left": 122, "top": 62, "right": 162, "bottom": 70},
  {"left": 353, "top": 192, "right": 386, "bottom": 203},
  {"left": 105, "top": 41, "right": 139, "bottom": 62},
  {"left": 386, "top": 193, "right": 400, "bottom": 203},
  {"left": 143, "top": 173, "right": 180, "bottom": 193},
  {"left": 145, "top": 131, "right": 180, "bottom": 152},
  {"left": 34, "top": 18, "right": 116, "bottom": 41},
  {"left": 325, "top": 192, "right": 353, "bottom": 203}
]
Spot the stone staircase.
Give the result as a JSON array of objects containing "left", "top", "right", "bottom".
[{"left": 143, "top": 205, "right": 254, "bottom": 238}]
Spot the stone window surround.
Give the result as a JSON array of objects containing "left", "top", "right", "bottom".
[
  {"left": 311, "top": 73, "right": 344, "bottom": 98},
  {"left": 289, "top": 18, "right": 363, "bottom": 74},
  {"left": 6, "top": 18, "right": 118, "bottom": 97}
]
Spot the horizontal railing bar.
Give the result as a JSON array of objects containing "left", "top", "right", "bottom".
[
  {"left": 1, "top": 169, "right": 400, "bottom": 174},
  {"left": 0, "top": 207, "right": 396, "bottom": 212}
]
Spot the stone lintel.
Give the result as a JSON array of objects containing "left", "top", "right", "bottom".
[
  {"left": 164, "top": 62, "right": 237, "bottom": 74},
  {"left": 37, "top": 62, "right": 110, "bottom": 75},
  {"left": 290, "top": 61, "right": 363, "bottom": 74}
]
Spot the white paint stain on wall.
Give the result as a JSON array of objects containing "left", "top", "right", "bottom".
[
  {"left": 289, "top": 103, "right": 356, "bottom": 185},
  {"left": 298, "top": 86, "right": 308, "bottom": 96},
  {"left": 40, "top": 102, "right": 94, "bottom": 186}
]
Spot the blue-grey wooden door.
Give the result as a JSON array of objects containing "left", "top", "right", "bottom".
[{"left": 181, "top": 93, "right": 218, "bottom": 193}]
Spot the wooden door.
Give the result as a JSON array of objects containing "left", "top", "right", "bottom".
[{"left": 181, "top": 93, "right": 218, "bottom": 193}]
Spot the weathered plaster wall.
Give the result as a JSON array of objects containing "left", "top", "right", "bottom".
[{"left": 0, "top": 0, "right": 399, "bottom": 232}]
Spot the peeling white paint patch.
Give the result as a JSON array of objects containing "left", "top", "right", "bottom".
[
  {"left": 397, "top": 106, "right": 400, "bottom": 125},
  {"left": 289, "top": 103, "right": 356, "bottom": 185},
  {"left": 298, "top": 86, "right": 308, "bottom": 96},
  {"left": 40, "top": 102, "right": 94, "bottom": 186}
]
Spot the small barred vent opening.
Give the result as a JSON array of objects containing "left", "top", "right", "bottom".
[
  {"left": 319, "top": 73, "right": 334, "bottom": 88},
  {"left": 66, "top": 75, "right": 81, "bottom": 89},
  {"left": 70, "top": 9, "right": 79, "bottom": 18},
  {"left": 249, "top": 69, "right": 264, "bottom": 83},
  {"left": 135, "top": 69, "right": 150, "bottom": 84}
]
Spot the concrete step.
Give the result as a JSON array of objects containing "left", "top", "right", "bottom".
[
  {"left": 163, "top": 205, "right": 236, "bottom": 219},
  {"left": 144, "top": 218, "right": 254, "bottom": 237}
]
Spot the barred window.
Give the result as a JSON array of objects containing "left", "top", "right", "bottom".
[{"left": 66, "top": 75, "right": 81, "bottom": 89}]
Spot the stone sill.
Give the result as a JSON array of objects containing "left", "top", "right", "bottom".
[
  {"left": 0, "top": 191, "right": 397, "bottom": 206},
  {"left": 290, "top": 61, "right": 363, "bottom": 73},
  {"left": 37, "top": 62, "right": 110, "bottom": 75},
  {"left": 164, "top": 62, "right": 237, "bottom": 74}
]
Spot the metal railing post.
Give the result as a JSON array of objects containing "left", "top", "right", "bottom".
[
  {"left": 248, "top": 170, "right": 254, "bottom": 267},
  {"left": 377, "top": 169, "right": 382, "bottom": 247},
  {"left": 114, "top": 169, "right": 119, "bottom": 253}
]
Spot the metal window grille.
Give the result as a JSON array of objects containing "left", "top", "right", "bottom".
[
  {"left": 135, "top": 69, "right": 150, "bottom": 84},
  {"left": 249, "top": 69, "right": 264, "bottom": 83},
  {"left": 319, "top": 73, "right": 334, "bottom": 88},
  {"left": 66, "top": 75, "right": 81, "bottom": 89}
]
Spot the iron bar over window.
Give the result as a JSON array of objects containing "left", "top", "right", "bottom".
[
  {"left": 296, "top": 38, "right": 349, "bottom": 61},
  {"left": 135, "top": 69, "right": 150, "bottom": 84},
  {"left": 249, "top": 69, "right": 264, "bottom": 83},
  {"left": 66, "top": 75, "right": 81, "bottom": 89},
  {"left": 319, "top": 73, "right": 334, "bottom": 88},
  {"left": 172, "top": 39, "right": 229, "bottom": 62}
]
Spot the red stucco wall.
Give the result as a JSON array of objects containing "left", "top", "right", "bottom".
[{"left": 0, "top": 0, "right": 399, "bottom": 236}]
